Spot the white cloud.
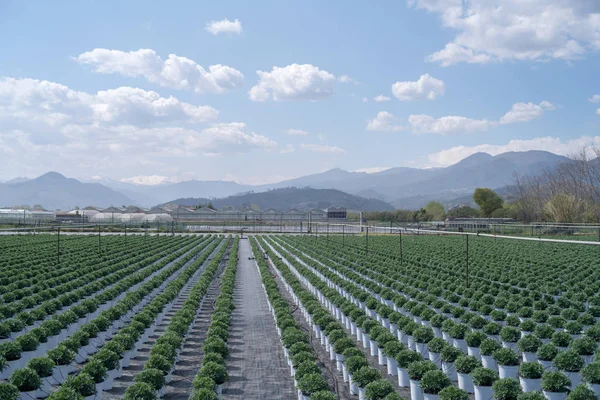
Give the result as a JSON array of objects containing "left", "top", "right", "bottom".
[
  {"left": 589, "top": 95, "right": 600, "bottom": 103},
  {"left": 362, "top": 97, "right": 368, "bottom": 103},
  {"left": 596, "top": 109, "right": 600, "bottom": 115},
  {"left": 392, "top": 74, "right": 445, "bottom": 101},
  {"left": 0, "top": 77, "right": 218, "bottom": 129},
  {"left": 338, "top": 75, "right": 359, "bottom": 84},
  {"left": 300, "top": 144, "right": 345, "bottom": 154},
  {"left": 248, "top": 64, "right": 336, "bottom": 101},
  {"left": 283, "top": 129, "right": 308, "bottom": 136},
  {"left": 499, "top": 101, "right": 556, "bottom": 124},
  {"left": 195, "top": 123, "right": 277, "bottom": 152},
  {"left": 374, "top": 95, "right": 391, "bottom": 102},
  {"left": 120, "top": 175, "right": 180, "bottom": 185},
  {"left": 280, "top": 144, "right": 295, "bottom": 154},
  {"left": 205, "top": 18, "right": 242, "bottom": 35},
  {"left": 75, "top": 48, "right": 244, "bottom": 94},
  {"left": 352, "top": 167, "right": 390, "bottom": 173},
  {"left": 409, "top": 0, "right": 600, "bottom": 66},
  {"left": 408, "top": 114, "right": 490, "bottom": 134},
  {"left": 366, "top": 111, "right": 405, "bottom": 132},
  {"left": 425, "top": 136, "right": 600, "bottom": 167}
]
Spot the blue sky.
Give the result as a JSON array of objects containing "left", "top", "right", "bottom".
[{"left": 1, "top": 0, "right": 599, "bottom": 185}]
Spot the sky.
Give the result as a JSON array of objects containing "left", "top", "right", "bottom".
[{"left": 1, "top": 0, "right": 600, "bottom": 185}]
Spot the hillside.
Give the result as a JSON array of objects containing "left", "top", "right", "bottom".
[{"left": 162, "top": 187, "right": 394, "bottom": 212}]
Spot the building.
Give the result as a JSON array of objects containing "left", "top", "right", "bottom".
[{"left": 325, "top": 207, "right": 347, "bottom": 219}]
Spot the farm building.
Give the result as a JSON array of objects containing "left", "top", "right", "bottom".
[{"left": 325, "top": 207, "right": 347, "bottom": 219}]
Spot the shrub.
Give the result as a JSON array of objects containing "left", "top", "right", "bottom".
[
  {"left": 16, "top": 333, "right": 40, "bottom": 352},
  {"left": 553, "top": 350, "right": 584, "bottom": 372},
  {"left": 384, "top": 341, "right": 405, "bottom": 359},
  {"left": 500, "top": 327, "right": 521, "bottom": 343},
  {"left": 471, "top": 368, "right": 499, "bottom": 387},
  {"left": 570, "top": 337, "right": 596, "bottom": 356},
  {"left": 396, "top": 350, "right": 422, "bottom": 368},
  {"left": 192, "top": 375, "right": 216, "bottom": 391},
  {"left": 135, "top": 368, "right": 165, "bottom": 391},
  {"left": 455, "top": 355, "right": 481, "bottom": 374},
  {"left": 493, "top": 348, "right": 520, "bottom": 366},
  {"left": 439, "top": 386, "right": 469, "bottom": 400},
  {"left": 552, "top": 331, "right": 573, "bottom": 348},
  {"left": 480, "top": 339, "right": 501, "bottom": 356},
  {"left": 541, "top": 371, "right": 571, "bottom": 393},
  {"left": 581, "top": 362, "right": 600, "bottom": 384},
  {"left": 334, "top": 338, "right": 355, "bottom": 355},
  {"left": 346, "top": 355, "right": 369, "bottom": 374},
  {"left": 519, "top": 362, "right": 543, "bottom": 379},
  {"left": 198, "top": 362, "right": 228, "bottom": 385},
  {"left": 566, "top": 385, "right": 597, "bottom": 400},
  {"left": 81, "top": 359, "right": 107, "bottom": 384},
  {"left": 124, "top": 382, "right": 156, "bottom": 400},
  {"left": 518, "top": 334, "right": 542, "bottom": 353},
  {"left": 365, "top": 379, "right": 395, "bottom": 399},
  {"left": 297, "top": 373, "right": 329, "bottom": 395},
  {"left": 0, "top": 383, "right": 19, "bottom": 400},
  {"left": 10, "top": 367, "right": 42, "bottom": 392},
  {"left": 383, "top": 393, "right": 407, "bottom": 400},
  {"left": 27, "top": 357, "right": 55, "bottom": 378},
  {"left": 295, "top": 362, "right": 322, "bottom": 381},
  {"left": 146, "top": 354, "right": 171, "bottom": 374},
  {"left": 536, "top": 343, "right": 559, "bottom": 361},
  {"left": 0, "top": 342, "right": 21, "bottom": 361},
  {"left": 64, "top": 373, "right": 95, "bottom": 397},
  {"left": 414, "top": 327, "right": 435, "bottom": 344},
  {"left": 407, "top": 361, "right": 437, "bottom": 381},
  {"left": 94, "top": 349, "right": 120, "bottom": 371},
  {"left": 312, "top": 391, "right": 338, "bottom": 400},
  {"left": 492, "top": 378, "right": 522, "bottom": 400},
  {"left": 465, "top": 331, "right": 487, "bottom": 348},
  {"left": 520, "top": 320, "right": 536, "bottom": 333},
  {"left": 428, "top": 338, "right": 447, "bottom": 354},
  {"left": 517, "top": 392, "right": 545, "bottom": 400},
  {"left": 354, "top": 366, "right": 382, "bottom": 388},
  {"left": 420, "top": 370, "right": 451, "bottom": 394},
  {"left": 441, "top": 346, "right": 463, "bottom": 363}
]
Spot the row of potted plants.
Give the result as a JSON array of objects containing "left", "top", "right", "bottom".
[{"left": 190, "top": 237, "right": 240, "bottom": 399}]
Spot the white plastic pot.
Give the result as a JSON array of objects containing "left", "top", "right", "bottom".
[
  {"left": 563, "top": 371, "right": 581, "bottom": 388},
  {"left": 369, "top": 339, "right": 378, "bottom": 357},
  {"left": 398, "top": 367, "right": 409, "bottom": 387},
  {"left": 481, "top": 355, "right": 498, "bottom": 372},
  {"left": 410, "top": 379, "right": 424, "bottom": 400},
  {"left": 519, "top": 377, "right": 541, "bottom": 392},
  {"left": 387, "top": 357, "right": 398, "bottom": 376},
  {"left": 457, "top": 372, "right": 474, "bottom": 393},
  {"left": 522, "top": 351, "right": 537, "bottom": 363},
  {"left": 442, "top": 361, "right": 457, "bottom": 381},
  {"left": 474, "top": 385, "right": 494, "bottom": 400},
  {"left": 542, "top": 391, "right": 567, "bottom": 400},
  {"left": 378, "top": 348, "right": 386, "bottom": 365},
  {"left": 423, "top": 394, "right": 440, "bottom": 400},
  {"left": 454, "top": 339, "right": 467, "bottom": 353},
  {"left": 468, "top": 346, "right": 481, "bottom": 360},
  {"left": 498, "top": 364, "right": 519, "bottom": 380},
  {"left": 416, "top": 343, "right": 428, "bottom": 357}
]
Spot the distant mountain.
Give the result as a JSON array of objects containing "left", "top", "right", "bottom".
[
  {"left": 4, "top": 177, "right": 30, "bottom": 184},
  {"left": 0, "top": 172, "right": 135, "bottom": 210},
  {"left": 162, "top": 187, "right": 394, "bottom": 212}
]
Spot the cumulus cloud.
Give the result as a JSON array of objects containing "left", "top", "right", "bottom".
[
  {"left": 75, "top": 48, "right": 244, "bottom": 93},
  {"left": 338, "top": 75, "right": 359, "bottom": 84},
  {"left": 409, "top": 0, "right": 600, "bottom": 66},
  {"left": 300, "top": 144, "right": 345, "bottom": 154},
  {"left": 280, "top": 144, "right": 295, "bottom": 154},
  {"left": 194, "top": 123, "right": 276, "bottom": 152},
  {"left": 589, "top": 95, "right": 600, "bottom": 103},
  {"left": 120, "top": 175, "right": 179, "bottom": 185},
  {"left": 426, "top": 136, "right": 600, "bottom": 167},
  {"left": 408, "top": 114, "right": 490, "bottom": 134},
  {"left": 499, "top": 101, "right": 556, "bottom": 124},
  {"left": 248, "top": 64, "right": 336, "bottom": 101},
  {"left": 366, "top": 111, "right": 405, "bottom": 132},
  {"left": 374, "top": 95, "right": 391, "bottom": 102},
  {"left": 205, "top": 18, "right": 242, "bottom": 35},
  {"left": 283, "top": 129, "right": 309, "bottom": 136},
  {"left": 392, "top": 74, "right": 445, "bottom": 101}
]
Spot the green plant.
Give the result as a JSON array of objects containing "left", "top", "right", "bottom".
[
  {"left": 353, "top": 366, "right": 382, "bottom": 387},
  {"left": 500, "top": 327, "right": 521, "bottom": 343},
  {"left": 192, "top": 375, "right": 216, "bottom": 391},
  {"left": 566, "top": 385, "right": 597, "bottom": 400},
  {"left": 428, "top": 338, "right": 447, "bottom": 353},
  {"left": 365, "top": 379, "right": 395, "bottom": 399},
  {"left": 465, "top": 331, "right": 487, "bottom": 348},
  {"left": 480, "top": 339, "right": 502, "bottom": 356},
  {"left": 414, "top": 327, "right": 435, "bottom": 344},
  {"left": 0, "top": 342, "right": 21, "bottom": 361},
  {"left": 311, "top": 391, "right": 338, "bottom": 400},
  {"left": 492, "top": 378, "right": 522, "bottom": 400},
  {"left": 407, "top": 360, "right": 437, "bottom": 381},
  {"left": 48, "top": 345, "right": 75, "bottom": 365},
  {"left": 518, "top": 334, "right": 542, "bottom": 353},
  {"left": 396, "top": 350, "right": 422, "bottom": 368},
  {"left": 296, "top": 362, "right": 322, "bottom": 381},
  {"left": 198, "top": 362, "right": 229, "bottom": 385},
  {"left": 439, "top": 386, "right": 469, "bottom": 400},
  {"left": 493, "top": 348, "right": 520, "bottom": 366},
  {"left": 553, "top": 350, "right": 584, "bottom": 372},
  {"left": 441, "top": 346, "right": 463, "bottom": 363},
  {"left": 26, "top": 357, "right": 55, "bottom": 378},
  {"left": 455, "top": 355, "right": 481, "bottom": 374},
  {"left": 9, "top": 367, "right": 42, "bottom": 392},
  {"left": 471, "top": 368, "right": 499, "bottom": 387},
  {"left": 124, "top": 382, "right": 157, "bottom": 400},
  {"left": 134, "top": 368, "right": 165, "bottom": 390},
  {"left": 581, "top": 362, "right": 600, "bottom": 384},
  {"left": 420, "top": 369, "right": 451, "bottom": 394},
  {"left": 64, "top": 373, "right": 96, "bottom": 397},
  {"left": 552, "top": 331, "right": 573, "bottom": 348},
  {"left": 0, "top": 383, "right": 20, "bottom": 400},
  {"left": 519, "top": 362, "right": 544, "bottom": 379},
  {"left": 146, "top": 354, "right": 171, "bottom": 374},
  {"left": 541, "top": 371, "right": 571, "bottom": 393},
  {"left": 297, "top": 373, "right": 329, "bottom": 395},
  {"left": 536, "top": 343, "right": 559, "bottom": 361},
  {"left": 517, "top": 392, "right": 545, "bottom": 400},
  {"left": 570, "top": 337, "right": 596, "bottom": 356}
]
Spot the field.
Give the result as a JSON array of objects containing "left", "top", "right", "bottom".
[{"left": 0, "top": 233, "right": 599, "bottom": 400}]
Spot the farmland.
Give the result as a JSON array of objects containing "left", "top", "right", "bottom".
[{"left": 0, "top": 233, "right": 599, "bottom": 400}]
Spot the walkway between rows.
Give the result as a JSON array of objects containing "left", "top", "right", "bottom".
[{"left": 222, "top": 237, "right": 295, "bottom": 399}]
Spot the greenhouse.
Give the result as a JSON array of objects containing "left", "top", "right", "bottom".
[
  {"left": 0, "top": 209, "right": 32, "bottom": 223},
  {"left": 142, "top": 213, "right": 173, "bottom": 222}
]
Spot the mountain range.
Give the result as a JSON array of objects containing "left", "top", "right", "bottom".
[{"left": 0, "top": 150, "right": 569, "bottom": 211}]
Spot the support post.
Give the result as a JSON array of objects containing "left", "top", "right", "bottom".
[
  {"left": 366, "top": 226, "right": 369, "bottom": 255},
  {"left": 57, "top": 227, "right": 60, "bottom": 264},
  {"left": 466, "top": 234, "right": 469, "bottom": 288},
  {"left": 400, "top": 229, "right": 403, "bottom": 265}
]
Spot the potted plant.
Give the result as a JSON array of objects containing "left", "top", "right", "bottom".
[
  {"left": 493, "top": 348, "right": 520, "bottom": 380},
  {"left": 517, "top": 392, "right": 545, "bottom": 400},
  {"left": 407, "top": 361, "right": 438, "bottom": 400},
  {"left": 541, "top": 371, "right": 571, "bottom": 400},
  {"left": 81, "top": 358, "right": 108, "bottom": 394},
  {"left": 553, "top": 350, "right": 584, "bottom": 388},
  {"left": 552, "top": 332, "right": 573, "bottom": 351},
  {"left": 396, "top": 350, "right": 422, "bottom": 388},
  {"left": 428, "top": 338, "right": 447, "bottom": 368},
  {"left": 124, "top": 382, "right": 157, "bottom": 400},
  {"left": 536, "top": 343, "right": 559, "bottom": 371},
  {"left": 481, "top": 339, "right": 502, "bottom": 371},
  {"left": 346, "top": 355, "right": 369, "bottom": 395},
  {"left": 581, "top": 362, "right": 600, "bottom": 396},
  {"left": 420, "top": 370, "right": 452, "bottom": 400},
  {"left": 384, "top": 341, "right": 404, "bottom": 377},
  {"left": 26, "top": 357, "right": 56, "bottom": 393},
  {"left": 9, "top": 367, "right": 43, "bottom": 398},
  {"left": 440, "top": 346, "right": 462, "bottom": 382},
  {"left": 472, "top": 368, "right": 499, "bottom": 400},
  {"left": 566, "top": 384, "right": 596, "bottom": 400},
  {"left": 198, "top": 361, "right": 229, "bottom": 394},
  {"left": 135, "top": 368, "right": 166, "bottom": 395},
  {"left": 0, "top": 382, "right": 19, "bottom": 400},
  {"left": 438, "top": 386, "right": 468, "bottom": 400},
  {"left": 492, "top": 378, "right": 522, "bottom": 400},
  {"left": 569, "top": 337, "right": 596, "bottom": 364},
  {"left": 48, "top": 345, "right": 76, "bottom": 384},
  {"left": 414, "top": 327, "right": 435, "bottom": 356},
  {"left": 353, "top": 367, "right": 381, "bottom": 400},
  {"left": 465, "top": 331, "right": 487, "bottom": 360},
  {"left": 455, "top": 355, "right": 481, "bottom": 393},
  {"left": 518, "top": 362, "right": 543, "bottom": 392},
  {"left": 311, "top": 391, "right": 337, "bottom": 400},
  {"left": 63, "top": 373, "right": 96, "bottom": 398},
  {"left": 333, "top": 338, "right": 355, "bottom": 372},
  {"left": 518, "top": 335, "right": 542, "bottom": 363},
  {"left": 499, "top": 327, "right": 521, "bottom": 351},
  {"left": 364, "top": 379, "right": 395, "bottom": 400}
]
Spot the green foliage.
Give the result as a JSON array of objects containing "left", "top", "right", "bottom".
[
  {"left": 492, "top": 378, "right": 522, "bottom": 400},
  {"left": 541, "top": 371, "right": 571, "bottom": 393},
  {"left": 365, "top": 379, "right": 395, "bottom": 400},
  {"left": 473, "top": 188, "right": 504, "bottom": 217}
]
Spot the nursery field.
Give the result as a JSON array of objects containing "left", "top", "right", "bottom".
[{"left": 0, "top": 233, "right": 599, "bottom": 400}]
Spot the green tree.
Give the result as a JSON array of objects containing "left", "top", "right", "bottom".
[
  {"left": 447, "top": 206, "right": 480, "bottom": 218},
  {"left": 473, "top": 188, "right": 503, "bottom": 217},
  {"left": 425, "top": 201, "right": 445, "bottom": 221}
]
